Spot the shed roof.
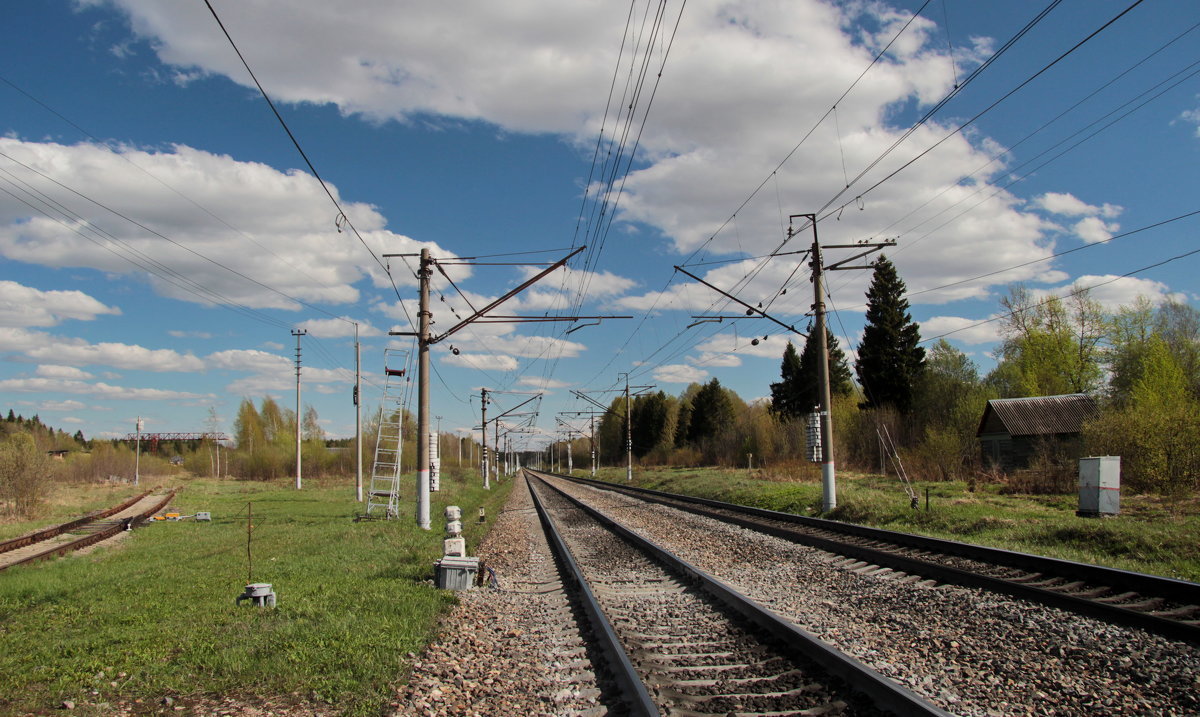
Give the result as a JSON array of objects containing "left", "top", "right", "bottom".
[{"left": 976, "top": 394, "right": 1097, "bottom": 438}]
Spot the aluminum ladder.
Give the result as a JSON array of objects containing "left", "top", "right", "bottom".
[{"left": 366, "top": 349, "right": 409, "bottom": 519}]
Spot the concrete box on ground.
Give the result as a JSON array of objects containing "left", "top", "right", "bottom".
[
  {"left": 1078, "top": 456, "right": 1120, "bottom": 517},
  {"left": 435, "top": 556, "right": 479, "bottom": 590}
]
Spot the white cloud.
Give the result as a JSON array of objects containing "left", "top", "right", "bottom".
[
  {"left": 1181, "top": 106, "right": 1200, "bottom": 137},
  {"left": 0, "top": 377, "right": 212, "bottom": 400},
  {"left": 168, "top": 330, "right": 212, "bottom": 339},
  {"left": 0, "top": 327, "right": 205, "bottom": 372},
  {"left": 919, "top": 315, "right": 1002, "bottom": 345},
  {"left": 91, "top": 0, "right": 1072, "bottom": 310},
  {"left": 1055, "top": 276, "right": 1186, "bottom": 311},
  {"left": 442, "top": 351, "right": 519, "bottom": 372},
  {"left": 653, "top": 364, "right": 708, "bottom": 384},
  {"left": 0, "top": 280, "right": 120, "bottom": 327},
  {"left": 517, "top": 376, "right": 571, "bottom": 390},
  {"left": 39, "top": 399, "right": 89, "bottom": 411},
  {"left": 1073, "top": 216, "right": 1118, "bottom": 244},
  {"left": 36, "top": 365, "right": 95, "bottom": 380},
  {"left": 0, "top": 138, "right": 450, "bottom": 309}
]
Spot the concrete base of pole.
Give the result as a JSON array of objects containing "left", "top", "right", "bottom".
[
  {"left": 821, "top": 462, "right": 837, "bottom": 512},
  {"left": 417, "top": 469, "right": 431, "bottom": 530}
]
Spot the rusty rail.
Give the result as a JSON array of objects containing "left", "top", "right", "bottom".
[
  {"left": 0, "top": 489, "right": 178, "bottom": 572},
  {"left": 0, "top": 490, "right": 152, "bottom": 555}
]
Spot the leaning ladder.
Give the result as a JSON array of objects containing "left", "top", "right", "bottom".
[{"left": 367, "top": 349, "right": 409, "bottom": 519}]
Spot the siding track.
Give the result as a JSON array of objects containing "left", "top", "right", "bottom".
[{"left": 0, "top": 490, "right": 177, "bottom": 572}]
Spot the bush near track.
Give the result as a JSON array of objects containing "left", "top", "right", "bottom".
[
  {"left": 0, "top": 470, "right": 510, "bottom": 715},
  {"left": 592, "top": 466, "right": 1200, "bottom": 583}
]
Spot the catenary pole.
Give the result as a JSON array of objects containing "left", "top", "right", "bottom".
[
  {"left": 481, "top": 388, "right": 489, "bottom": 489},
  {"left": 292, "top": 329, "right": 307, "bottom": 490},
  {"left": 810, "top": 230, "right": 836, "bottom": 512},
  {"left": 355, "top": 324, "right": 362, "bottom": 502},
  {"left": 415, "top": 248, "right": 432, "bottom": 529}
]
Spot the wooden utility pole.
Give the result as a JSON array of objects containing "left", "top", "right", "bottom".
[{"left": 291, "top": 329, "right": 307, "bottom": 490}]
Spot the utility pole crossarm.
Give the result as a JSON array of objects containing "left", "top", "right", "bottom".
[
  {"left": 674, "top": 265, "right": 806, "bottom": 337},
  {"left": 429, "top": 246, "right": 585, "bottom": 344},
  {"left": 823, "top": 240, "right": 896, "bottom": 272}
]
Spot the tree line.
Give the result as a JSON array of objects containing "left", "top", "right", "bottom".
[{"left": 569, "top": 256, "right": 1200, "bottom": 496}]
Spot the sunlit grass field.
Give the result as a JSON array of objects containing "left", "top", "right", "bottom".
[
  {"left": 0, "top": 471, "right": 511, "bottom": 715},
  {"left": 591, "top": 465, "right": 1200, "bottom": 583}
]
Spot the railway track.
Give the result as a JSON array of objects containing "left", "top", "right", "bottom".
[
  {"left": 542, "top": 470, "right": 1200, "bottom": 645},
  {"left": 527, "top": 469, "right": 1200, "bottom": 714},
  {"left": 526, "top": 470, "right": 949, "bottom": 717},
  {"left": 0, "top": 489, "right": 178, "bottom": 572}
]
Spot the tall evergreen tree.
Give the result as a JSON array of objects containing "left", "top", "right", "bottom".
[
  {"left": 770, "top": 325, "right": 853, "bottom": 419},
  {"left": 686, "top": 378, "right": 733, "bottom": 444},
  {"left": 769, "top": 342, "right": 805, "bottom": 419},
  {"left": 855, "top": 255, "right": 925, "bottom": 412}
]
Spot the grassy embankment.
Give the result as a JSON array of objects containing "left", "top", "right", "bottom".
[
  {"left": 0, "top": 470, "right": 511, "bottom": 715},
  {"left": 590, "top": 466, "right": 1200, "bottom": 583}
]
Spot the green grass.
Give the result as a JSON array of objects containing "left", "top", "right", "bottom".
[
  {"left": 0, "top": 471, "right": 511, "bottom": 715},
  {"left": 592, "top": 466, "right": 1200, "bottom": 583}
]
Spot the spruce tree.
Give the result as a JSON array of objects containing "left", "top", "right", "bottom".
[
  {"left": 686, "top": 378, "right": 733, "bottom": 444},
  {"left": 769, "top": 342, "right": 806, "bottom": 419},
  {"left": 770, "top": 325, "right": 853, "bottom": 420},
  {"left": 855, "top": 255, "right": 925, "bottom": 412}
]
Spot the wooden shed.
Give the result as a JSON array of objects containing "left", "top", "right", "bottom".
[{"left": 976, "top": 394, "right": 1097, "bottom": 471}]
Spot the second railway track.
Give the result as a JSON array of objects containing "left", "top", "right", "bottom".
[
  {"left": 527, "top": 469, "right": 1200, "bottom": 715},
  {"left": 0, "top": 489, "right": 178, "bottom": 572},
  {"left": 528, "top": 470, "right": 949, "bottom": 716}
]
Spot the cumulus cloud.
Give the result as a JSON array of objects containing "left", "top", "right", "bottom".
[
  {"left": 39, "top": 399, "right": 89, "bottom": 411},
  {"left": 1072, "top": 216, "right": 1118, "bottom": 244},
  {"left": 0, "top": 138, "right": 449, "bottom": 309},
  {"left": 919, "top": 315, "right": 1002, "bottom": 345},
  {"left": 1033, "top": 192, "right": 1122, "bottom": 244},
  {"left": 0, "top": 377, "right": 212, "bottom": 400},
  {"left": 85, "top": 0, "right": 1073, "bottom": 311},
  {"left": 0, "top": 327, "right": 205, "bottom": 372},
  {"left": 442, "top": 351, "right": 519, "bottom": 372},
  {"left": 1052, "top": 276, "right": 1186, "bottom": 311},
  {"left": 0, "top": 280, "right": 120, "bottom": 327},
  {"left": 36, "top": 364, "right": 95, "bottom": 380},
  {"left": 653, "top": 363, "right": 708, "bottom": 384}
]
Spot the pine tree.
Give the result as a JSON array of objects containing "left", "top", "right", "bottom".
[{"left": 855, "top": 255, "right": 925, "bottom": 412}]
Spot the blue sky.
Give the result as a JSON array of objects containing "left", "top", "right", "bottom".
[{"left": 2, "top": 0, "right": 1198, "bottom": 449}]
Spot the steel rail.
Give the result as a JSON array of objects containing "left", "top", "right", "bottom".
[
  {"left": 527, "top": 471, "right": 951, "bottom": 717},
  {"left": 0, "top": 490, "right": 152, "bottom": 555},
  {"left": 526, "top": 472, "right": 660, "bottom": 717},
  {"left": 0, "top": 489, "right": 178, "bottom": 572},
  {"left": 545, "top": 471, "right": 1200, "bottom": 644}
]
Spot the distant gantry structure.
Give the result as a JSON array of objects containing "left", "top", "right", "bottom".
[{"left": 119, "top": 432, "right": 230, "bottom": 453}]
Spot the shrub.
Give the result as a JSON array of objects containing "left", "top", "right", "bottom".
[{"left": 0, "top": 432, "right": 51, "bottom": 517}]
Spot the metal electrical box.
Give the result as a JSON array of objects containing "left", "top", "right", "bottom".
[
  {"left": 435, "top": 556, "right": 479, "bottom": 590},
  {"left": 1078, "top": 456, "right": 1120, "bottom": 517}
]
